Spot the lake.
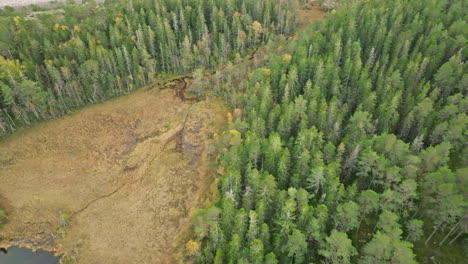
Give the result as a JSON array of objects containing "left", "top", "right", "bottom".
[{"left": 0, "top": 246, "right": 59, "bottom": 264}]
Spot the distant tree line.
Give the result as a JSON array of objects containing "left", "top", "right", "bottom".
[
  {"left": 190, "top": 0, "right": 467, "bottom": 263},
  {"left": 0, "top": 0, "right": 304, "bottom": 135}
]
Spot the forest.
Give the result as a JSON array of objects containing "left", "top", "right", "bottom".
[
  {"left": 0, "top": 0, "right": 303, "bottom": 135},
  {"left": 188, "top": 0, "right": 467, "bottom": 263},
  {"left": 0, "top": 0, "right": 466, "bottom": 263}
]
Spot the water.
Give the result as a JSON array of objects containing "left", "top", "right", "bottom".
[{"left": 0, "top": 246, "right": 59, "bottom": 264}]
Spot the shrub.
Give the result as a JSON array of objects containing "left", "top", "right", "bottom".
[{"left": 0, "top": 209, "right": 7, "bottom": 224}]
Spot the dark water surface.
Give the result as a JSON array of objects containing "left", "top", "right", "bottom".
[{"left": 0, "top": 246, "right": 59, "bottom": 264}]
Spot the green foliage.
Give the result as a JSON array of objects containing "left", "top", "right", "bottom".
[
  {"left": 0, "top": 0, "right": 303, "bottom": 136},
  {"left": 3, "top": 0, "right": 466, "bottom": 262},
  {"left": 405, "top": 219, "right": 424, "bottom": 243},
  {"left": 195, "top": 0, "right": 467, "bottom": 263},
  {"left": 0, "top": 209, "right": 7, "bottom": 224},
  {"left": 361, "top": 232, "right": 417, "bottom": 264},
  {"left": 283, "top": 229, "right": 308, "bottom": 264},
  {"left": 59, "top": 213, "right": 72, "bottom": 227},
  {"left": 61, "top": 247, "right": 80, "bottom": 264},
  {"left": 334, "top": 201, "right": 359, "bottom": 232},
  {"left": 319, "top": 229, "right": 357, "bottom": 264}
]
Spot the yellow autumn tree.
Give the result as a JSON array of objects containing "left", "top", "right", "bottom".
[
  {"left": 0, "top": 56, "right": 24, "bottom": 81},
  {"left": 251, "top": 21, "right": 263, "bottom": 44},
  {"left": 229, "top": 129, "right": 242, "bottom": 146},
  {"left": 185, "top": 240, "right": 201, "bottom": 256}
]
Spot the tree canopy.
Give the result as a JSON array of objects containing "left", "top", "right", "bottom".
[{"left": 191, "top": 0, "right": 467, "bottom": 263}]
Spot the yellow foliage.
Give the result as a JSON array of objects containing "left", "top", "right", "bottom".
[
  {"left": 238, "top": 30, "right": 247, "bottom": 40},
  {"left": 233, "top": 12, "right": 241, "bottom": 19},
  {"left": 115, "top": 16, "right": 123, "bottom": 25},
  {"left": 283, "top": 54, "right": 292, "bottom": 63},
  {"left": 338, "top": 142, "right": 346, "bottom": 152},
  {"left": 53, "top": 23, "right": 60, "bottom": 30},
  {"left": 73, "top": 25, "right": 81, "bottom": 32},
  {"left": 337, "top": 142, "right": 346, "bottom": 158},
  {"left": 13, "top": 16, "right": 22, "bottom": 26},
  {"left": 229, "top": 129, "right": 242, "bottom": 146},
  {"left": 61, "top": 25, "right": 69, "bottom": 31},
  {"left": 261, "top": 68, "right": 271, "bottom": 77},
  {"left": 0, "top": 56, "right": 24, "bottom": 80},
  {"left": 227, "top": 112, "right": 233, "bottom": 124},
  {"left": 252, "top": 21, "right": 263, "bottom": 33},
  {"left": 229, "top": 129, "right": 241, "bottom": 137},
  {"left": 233, "top": 108, "right": 242, "bottom": 120},
  {"left": 185, "top": 240, "right": 201, "bottom": 256}
]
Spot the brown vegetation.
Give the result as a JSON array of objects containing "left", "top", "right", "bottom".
[{"left": 0, "top": 80, "right": 226, "bottom": 263}]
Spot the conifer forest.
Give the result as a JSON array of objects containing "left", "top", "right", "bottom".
[{"left": 0, "top": 0, "right": 466, "bottom": 263}]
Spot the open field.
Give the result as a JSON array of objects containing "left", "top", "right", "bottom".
[{"left": 0, "top": 79, "right": 226, "bottom": 263}]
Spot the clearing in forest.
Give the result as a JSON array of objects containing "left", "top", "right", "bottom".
[
  {"left": 0, "top": 2, "right": 327, "bottom": 263},
  {"left": 0, "top": 78, "right": 226, "bottom": 263}
]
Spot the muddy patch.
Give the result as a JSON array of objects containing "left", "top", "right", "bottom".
[{"left": 0, "top": 80, "right": 226, "bottom": 263}]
